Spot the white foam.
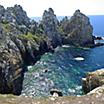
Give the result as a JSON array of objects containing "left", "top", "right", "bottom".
[
  {"left": 27, "top": 66, "right": 32, "bottom": 69},
  {"left": 62, "top": 45, "right": 70, "bottom": 48},
  {"left": 74, "top": 57, "right": 84, "bottom": 61}
]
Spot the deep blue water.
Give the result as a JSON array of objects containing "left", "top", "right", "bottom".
[
  {"left": 22, "top": 16, "right": 104, "bottom": 97},
  {"left": 22, "top": 44, "right": 104, "bottom": 97},
  {"left": 89, "top": 15, "right": 104, "bottom": 36}
]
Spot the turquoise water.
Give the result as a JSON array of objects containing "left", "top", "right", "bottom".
[{"left": 22, "top": 45, "right": 104, "bottom": 97}]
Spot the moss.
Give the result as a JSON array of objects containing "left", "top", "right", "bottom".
[
  {"left": 18, "top": 32, "right": 48, "bottom": 44},
  {"left": 1, "top": 23, "right": 11, "bottom": 32}
]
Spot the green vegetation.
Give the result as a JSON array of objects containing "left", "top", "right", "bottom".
[
  {"left": 18, "top": 32, "right": 48, "bottom": 44},
  {"left": 1, "top": 23, "right": 11, "bottom": 32}
]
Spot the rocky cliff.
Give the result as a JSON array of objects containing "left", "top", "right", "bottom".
[
  {"left": 0, "top": 5, "right": 53, "bottom": 95},
  {"left": 59, "top": 10, "right": 94, "bottom": 47},
  {"left": 41, "top": 8, "right": 62, "bottom": 47},
  {"left": 0, "top": 5, "right": 95, "bottom": 95}
]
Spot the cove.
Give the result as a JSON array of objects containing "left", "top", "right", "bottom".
[{"left": 22, "top": 45, "right": 104, "bottom": 97}]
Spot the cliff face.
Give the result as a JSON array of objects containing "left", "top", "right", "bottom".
[
  {"left": 0, "top": 5, "right": 53, "bottom": 95},
  {"left": 0, "top": 5, "right": 95, "bottom": 95},
  {"left": 0, "top": 31, "right": 23, "bottom": 95},
  {"left": 41, "top": 8, "right": 62, "bottom": 47},
  {"left": 60, "top": 10, "right": 94, "bottom": 47},
  {"left": 0, "top": 29, "right": 52, "bottom": 95}
]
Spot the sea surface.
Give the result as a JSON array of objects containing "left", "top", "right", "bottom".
[
  {"left": 22, "top": 16, "right": 104, "bottom": 97},
  {"left": 22, "top": 41, "right": 104, "bottom": 97}
]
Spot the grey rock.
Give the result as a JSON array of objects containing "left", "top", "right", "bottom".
[
  {"left": 29, "top": 20, "right": 37, "bottom": 34},
  {"left": 0, "top": 5, "right": 5, "bottom": 22},
  {"left": 0, "top": 35, "right": 23, "bottom": 95},
  {"left": 60, "top": 10, "right": 94, "bottom": 47},
  {"left": 1, "top": 4, "right": 30, "bottom": 27},
  {"left": 42, "top": 8, "right": 62, "bottom": 47},
  {"left": 13, "top": 5, "right": 30, "bottom": 26}
]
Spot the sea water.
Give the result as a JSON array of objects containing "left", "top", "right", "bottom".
[{"left": 22, "top": 44, "right": 104, "bottom": 97}]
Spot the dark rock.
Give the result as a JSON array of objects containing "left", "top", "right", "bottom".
[
  {"left": 50, "top": 89, "right": 63, "bottom": 96},
  {"left": 0, "top": 35, "right": 24, "bottom": 95},
  {"left": 0, "top": 29, "right": 53, "bottom": 95},
  {"left": 0, "top": 5, "right": 5, "bottom": 22},
  {"left": 94, "top": 36, "right": 103, "bottom": 40}
]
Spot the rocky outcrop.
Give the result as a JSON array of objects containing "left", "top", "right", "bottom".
[
  {"left": 0, "top": 5, "right": 99, "bottom": 96},
  {"left": 60, "top": 10, "right": 94, "bottom": 47},
  {"left": 1, "top": 5, "right": 30, "bottom": 26},
  {"left": 0, "top": 30, "right": 52, "bottom": 95},
  {"left": 82, "top": 68, "right": 104, "bottom": 94},
  {"left": 41, "top": 8, "right": 62, "bottom": 47},
  {"left": 0, "top": 35, "right": 23, "bottom": 95},
  {"left": 87, "top": 85, "right": 104, "bottom": 95},
  {"left": 0, "top": 5, "right": 53, "bottom": 95}
]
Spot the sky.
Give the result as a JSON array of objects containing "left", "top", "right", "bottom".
[{"left": 0, "top": 0, "right": 104, "bottom": 17}]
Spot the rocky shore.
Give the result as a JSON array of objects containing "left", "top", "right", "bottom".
[
  {"left": 0, "top": 93, "right": 104, "bottom": 104},
  {"left": 0, "top": 4, "right": 104, "bottom": 104}
]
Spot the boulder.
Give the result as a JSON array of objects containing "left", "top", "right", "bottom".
[
  {"left": 87, "top": 85, "right": 104, "bottom": 95},
  {"left": 82, "top": 68, "right": 104, "bottom": 94},
  {"left": 50, "top": 89, "right": 63, "bottom": 96}
]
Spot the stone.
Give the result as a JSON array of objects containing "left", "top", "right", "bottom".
[
  {"left": 82, "top": 68, "right": 104, "bottom": 94},
  {"left": 50, "top": 89, "right": 63, "bottom": 96},
  {"left": 87, "top": 85, "right": 104, "bottom": 96}
]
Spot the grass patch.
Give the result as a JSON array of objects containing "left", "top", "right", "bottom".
[{"left": 19, "top": 32, "right": 48, "bottom": 44}]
